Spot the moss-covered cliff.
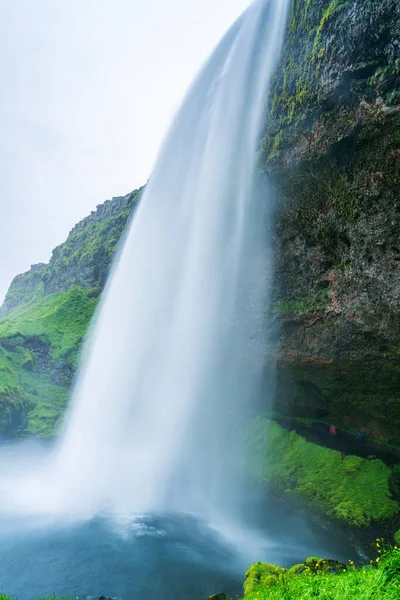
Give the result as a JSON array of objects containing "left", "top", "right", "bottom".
[
  {"left": 0, "top": 189, "right": 142, "bottom": 436},
  {"left": 1, "top": 188, "right": 142, "bottom": 316},
  {"left": 262, "top": 0, "right": 400, "bottom": 444}
]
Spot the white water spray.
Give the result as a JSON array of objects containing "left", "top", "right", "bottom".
[{"left": 0, "top": 0, "right": 288, "bottom": 522}]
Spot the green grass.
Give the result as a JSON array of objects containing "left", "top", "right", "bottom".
[
  {"left": 0, "top": 286, "right": 97, "bottom": 436},
  {"left": 247, "top": 418, "right": 399, "bottom": 526},
  {"left": 0, "top": 344, "right": 69, "bottom": 437},
  {"left": 0, "top": 286, "right": 98, "bottom": 365},
  {"left": 241, "top": 547, "right": 400, "bottom": 600}
]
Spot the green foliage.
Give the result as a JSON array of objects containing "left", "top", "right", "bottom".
[
  {"left": 313, "top": 0, "right": 348, "bottom": 57},
  {"left": 247, "top": 418, "right": 399, "bottom": 526},
  {"left": 0, "top": 343, "right": 69, "bottom": 437},
  {"left": 272, "top": 300, "right": 316, "bottom": 315},
  {"left": 2, "top": 188, "right": 142, "bottom": 316},
  {"left": 244, "top": 563, "right": 285, "bottom": 595},
  {"left": 1, "top": 266, "right": 46, "bottom": 315},
  {"left": 389, "top": 464, "right": 400, "bottom": 500},
  {"left": 0, "top": 286, "right": 96, "bottom": 436},
  {"left": 241, "top": 548, "right": 400, "bottom": 600},
  {"left": 0, "top": 286, "right": 98, "bottom": 365}
]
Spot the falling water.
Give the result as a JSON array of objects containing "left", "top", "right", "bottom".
[{"left": 1, "top": 0, "right": 289, "bottom": 523}]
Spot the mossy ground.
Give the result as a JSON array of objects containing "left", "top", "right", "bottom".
[
  {"left": 241, "top": 547, "right": 400, "bottom": 600},
  {"left": 247, "top": 418, "right": 399, "bottom": 527},
  {"left": 0, "top": 286, "right": 98, "bottom": 365},
  {"left": 0, "top": 344, "right": 68, "bottom": 437},
  {"left": 0, "top": 286, "right": 97, "bottom": 436}
]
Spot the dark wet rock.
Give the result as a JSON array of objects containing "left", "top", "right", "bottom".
[
  {"left": 206, "top": 594, "right": 230, "bottom": 600},
  {"left": 261, "top": 0, "right": 400, "bottom": 444}
]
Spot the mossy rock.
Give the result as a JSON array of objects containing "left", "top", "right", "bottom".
[
  {"left": 389, "top": 464, "right": 400, "bottom": 500},
  {"left": 394, "top": 530, "right": 400, "bottom": 546},
  {"left": 305, "top": 556, "right": 347, "bottom": 574},
  {"left": 287, "top": 563, "right": 305, "bottom": 576},
  {"left": 246, "top": 418, "right": 399, "bottom": 527},
  {"left": 20, "top": 350, "right": 36, "bottom": 372},
  {"left": 244, "top": 563, "right": 286, "bottom": 595}
]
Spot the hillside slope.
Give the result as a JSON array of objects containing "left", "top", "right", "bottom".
[{"left": 0, "top": 188, "right": 142, "bottom": 436}]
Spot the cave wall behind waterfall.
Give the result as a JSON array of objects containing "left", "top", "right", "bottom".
[{"left": 263, "top": 0, "right": 400, "bottom": 443}]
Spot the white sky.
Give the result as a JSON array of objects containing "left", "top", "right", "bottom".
[{"left": 0, "top": 0, "right": 252, "bottom": 301}]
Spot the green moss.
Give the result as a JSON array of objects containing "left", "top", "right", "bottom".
[
  {"left": 272, "top": 300, "right": 316, "bottom": 315},
  {"left": 0, "top": 340, "right": 69, "bottom": 437},
  {"left": 0, "top": 286, "right": 96, "bottom": 436},
  {"left": 244, "top": 563, "right": 285, "bottom": 595},
  {"left": 241, "top": 548, "right": 400, "bottom": 599},
  {"left": 247, "top": 418, "right": 399, "bottom": 526},
  {"left": 0, "top": 286, "right": 98, "bottom": 365},
  {"left": 389, "top": 465, "right": 400, "bottom": 500},
  {"left": 313, "top": 0, "right": 348, "bottom": 57}
]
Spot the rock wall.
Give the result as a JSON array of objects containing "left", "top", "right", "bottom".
[
  {"left": 263, "top": 0, "right": 400, "bottom": 443},
  {"left": 1, "top": 187, "right": 143, "bottom": 315}
]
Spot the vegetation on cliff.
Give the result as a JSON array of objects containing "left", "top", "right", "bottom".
[
  {"left": 1, "top": 187, "right": 142, "bottom": 316},
  {"left": 0, "top": 189, "right": 141, "bottom": 437},
  {"left": 0, "top": 286, "right": 98, "bottom": 437},
  {"left": 247, "top": 418, "right": 399, "bottom": 527}
]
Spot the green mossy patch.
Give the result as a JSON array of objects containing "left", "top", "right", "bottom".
[
  {"left": 0, "top": 286, "right": 97, "bottom": 437},
  {"left": 241, "top": 547, "right": 400, "bottom": 600},
  {"left": 0, "top": 342, "right": 69, "bottom": 438},
  {"left": 244, "top": 563, "right": 285, "bottom": 595},
  {"left": 247, "top": 418, "right": 399, "bottom": 527},
  {"left": 2, "top": 188, "right": 142, "bottom": 316},
  {"left": 0, "top": 286, "right": 98, "bottom": 365}
]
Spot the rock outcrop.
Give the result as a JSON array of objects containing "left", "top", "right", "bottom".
[
  {"left": 262, "top": 0, "right": 400, "bottom": 443},
  {"left": 1, "top": 187, "right": 143, "bottom": 316}
]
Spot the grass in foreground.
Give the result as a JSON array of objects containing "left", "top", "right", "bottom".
[{"left": 242, "top": 546, "right": 400, "bottom": 600}]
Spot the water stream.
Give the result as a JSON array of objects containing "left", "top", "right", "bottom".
[{"left": 0, "top": 2, "right": 360, "bottom": 597}]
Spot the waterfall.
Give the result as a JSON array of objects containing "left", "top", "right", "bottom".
[{"left": 1, "top": 0, "right": 288, "bottom": 522}]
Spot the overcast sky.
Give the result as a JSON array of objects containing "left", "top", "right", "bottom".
[{"left": 0, "top": 0, "right": 251, "bottom": 302}]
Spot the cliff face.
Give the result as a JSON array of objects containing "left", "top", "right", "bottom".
[
  {"left": 0, "top": 188, "right": 142, "bottom": 437},
  {"left": 1, "top": 188, "right": 142, "bottom": 316},
  {"left": 263, "top": 0, "right": 400, "bottom": 443}
]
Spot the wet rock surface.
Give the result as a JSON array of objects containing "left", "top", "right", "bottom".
[{"left": 262, "top": 0, "right": 400, "bottom": 443}]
